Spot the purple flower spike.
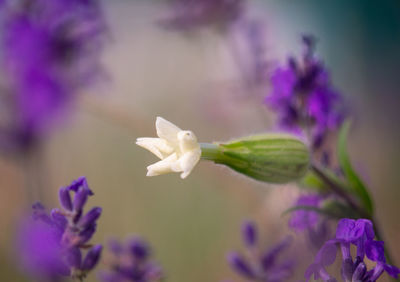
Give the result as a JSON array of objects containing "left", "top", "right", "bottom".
[
  {"left": 265, "top": 35, "right": 346, "bottom": 150},
  {"left": 241, "top": 220, "right": 257, "bottom": 247},
  {"left": 100, "top": 237, "right": 163, "bottom": 282},
  {"left": 227, "top": 221, "right": 294, "bottom": 281},
  {"left": 0, "top": 0, "right": 108, "bottom": 153},
  {"left": 17, "top": 177, "right": 103, "bottom": 280},
  {"left": 305, "top": 218, "right": 400, "bottom": 281},
  {"left": 82, "top": 245, "right": 103, "bottom": 271}
]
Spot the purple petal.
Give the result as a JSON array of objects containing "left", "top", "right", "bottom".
[
  {"left": 79, "top": 207, "right": 102, "bottom": 229},
  {"left": 73, "top": 187, "right": 89, "bottom": 212},
  {"left": 82, "top": 244, "right": 103, "bottom": 271},
  {"left": 365, "top": 240, "right": 385, "bottom": 263},
  {"left": 260, "top": 236, "right": 292, "bottom": 271},
  {"left": 352, "top": 261, "right": 367, "bottom": 281},
  {"left": 241, "top": 220, "right": 257, "bottom": 247},
  {"left": 227, "top": 252, "right": 255, "bottom": 279},
  {"left": 383, "top": 264, "right": 400, "bottom": 279},
  {"left": 315, "top": 240, "right": 338, "bottom": 266},
  {"left": 59, "top": 187, "right": 73, "bottom": 211},
  {"left": 66, "top": 247, "right": 82, "bottom": 269}
]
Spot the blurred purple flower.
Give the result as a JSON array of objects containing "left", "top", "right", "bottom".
[
  {"left": 0, "top": 0, "right": 108, "bottom": 153},
  {"left": 289, "top": 194, "right": 322, "bottom": 231},
  {"left": 159, "top": 0, "right": 245, "bottom": 31},
  {"left": 242, "top": 19, "right": 269, "bottom": 86},
  {"left": 99, "top": 237, "right": 163, "bottom": 282},
  {"left": 289, "top": 194, "right": 331, "bottom": 251},
  {"left": 16, "top": 177, "right": 103, "bottom": 280},
  {"left": 227, "top": 220, "right": 295, "bottom": 281},
  {"left": 305, "top": 218, "right": 400, "bottom": 281},
  {"left": 265, "top": 35, "right": 346, "bottom": 149}
]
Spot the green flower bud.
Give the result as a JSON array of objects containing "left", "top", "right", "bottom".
[{"left": 201, "top": 134, "right": 310, "bottom": 184}]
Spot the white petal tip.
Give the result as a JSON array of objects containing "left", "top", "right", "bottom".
[
  {"left": 180, "top": 171, "right": 190, "bottom": 179},
  {"left": 146, "top": 170, "right": 156, "bottom": 177}
]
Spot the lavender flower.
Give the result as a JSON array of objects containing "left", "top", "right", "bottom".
[
  {"left": 99, "top": 237, "right": 163, "bottom": 282},
  {"left": 227, "top": 221, "right": 295, "bottom": 281},
  {"left": 0, "top": 0, "right": 107, "bottom": 153},
  {"left": 289, "top": 194, "right": 331, "bottom": 250},
  {"left": 288, "top": 194, "right": 331, "bottom": 243},
  {"left": 17, "top": 177, "right": 103, "bottom": 280},
  {"left": 265, "top": 35, "right": 346, "bottom": 149},
  {"left": 289, "top": 194, "right": 322, "bottom": 231},
  {"left": 305, "top": 218, "right": 400, "bottom": 281},
  {"left": 241, "top": 19, "right": 269, "bottom": 87},
  {"left": 159, "top": 0, "right": 245, "bottom": 31}
]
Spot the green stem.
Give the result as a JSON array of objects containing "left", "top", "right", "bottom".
[{"left": 200, "top": 143, "right": 221, "bottom": 161}]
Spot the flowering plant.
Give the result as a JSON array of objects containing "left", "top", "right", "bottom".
[{"left": 2, "top": 1, "right": 399, "bottom": 282}]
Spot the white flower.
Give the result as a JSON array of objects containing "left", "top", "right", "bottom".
[{"left": 136, "top": 117, "right": 201, "bottom": 179}]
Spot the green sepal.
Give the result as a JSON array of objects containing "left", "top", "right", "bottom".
[{"left": 208, "top": 134, "right": 310, "bottom": 184}]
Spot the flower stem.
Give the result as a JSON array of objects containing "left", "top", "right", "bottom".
[
  {"left": 200, "top": 143, "right": 221, "bottom": 161},
  {"left": 311, "top": 164, "right": 369, "bottom": 218}
]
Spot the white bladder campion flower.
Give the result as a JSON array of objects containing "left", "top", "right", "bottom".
[{"left": 136, "top": 117, "right": 201, "bottom": 179}]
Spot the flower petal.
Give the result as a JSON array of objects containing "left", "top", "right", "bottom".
[
  {"left": 136, "top": 137, "right": 174, "bottom": 159},
  {"left": 155, "top": 117, "right": 181, "bottom": 143}
]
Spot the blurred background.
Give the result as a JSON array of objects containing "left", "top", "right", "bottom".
[{"left": 1, "top": 0, "right": 400, "bottom": 281}]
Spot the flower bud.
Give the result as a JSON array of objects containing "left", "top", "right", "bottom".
[
  {"left": 79, "top": 207, "right": 102, "bottom": 229},
  {"left": 201, "top": 134, "right": 310, "bottom": 183},
  {"left": 227, "top": 252, "right": 255, "bottom": 279},
  {"left": 73, "top": 188, "right": 89, "bottom": 212},
  {"left": 59, "top": 187, "right": 73, "bottom": 211},
  {"left": 82, "top": 245, "right": 102, "bottom": 271}
]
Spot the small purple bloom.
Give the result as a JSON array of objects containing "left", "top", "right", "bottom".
[
  {"left": 289, "top": 194, "right": 322, "bottom": 231},
  {"left": 99, "top": 237, "right": 163, "bottom": 282},
  {"left": 129, "top": 237, "right": 150, "bottom": 260},
  {"left": 16, "top": 177, "right": 103, "bottom": 280},
  {"left": 265, "top": 35, "right": 346, "bottom": 149},
  {"left": 227, "top": 221, "right": 295, "bottom": 281},
  {"left": 0, "top": 0, "right": 108, "bottom": 153},
  {"left": 305, "top": 218, "right": 400, "bottom": 281},
  {"left": 289, "top": 194, "right": 331, "bottom": 251}
]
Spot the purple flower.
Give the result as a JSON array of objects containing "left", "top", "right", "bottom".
[
  {"left": 16, "top": 177, "right": 103, "bottom": 280},
  {"left": 265, "top": 35, "right": 346, "bottom": 149},
  {"left": 289, "top": 194, "right": 322, "bottom": 231},
  {"left": 0, "top": 0, "right": 108, "bottom": 153},
  {"left": 242, "top": 19, "right": 269, "bottom": 87},
  {"left": 99, "top": 237, "right": 163, "bottom": 282},
  {"left": 159, "top": 0, "right": 245, "bottom": 31},
  {"left": 289, "top": 194, "right": 331, "bottom": 251},
  {"left": 227, "top": 221, "right": 295, "bottom": 281},
  {"left": 305, "top": 218, "right": 400, "bottom": 281}
]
